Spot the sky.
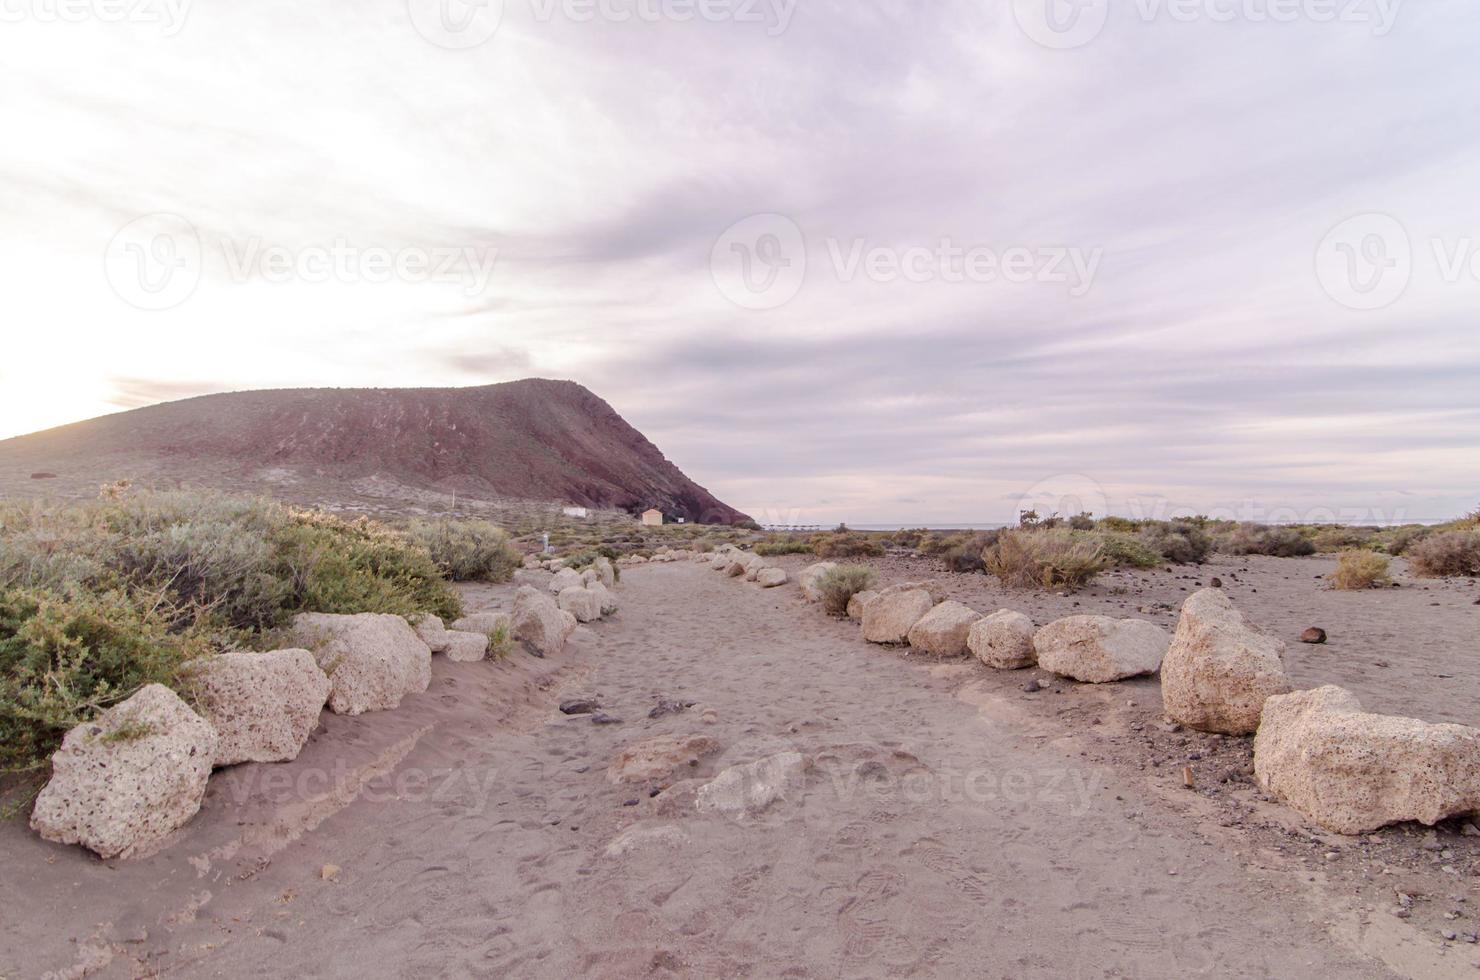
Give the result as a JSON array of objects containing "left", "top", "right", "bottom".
[{"left": 2, "top": 0, "right": 1478, "bottom": 526}]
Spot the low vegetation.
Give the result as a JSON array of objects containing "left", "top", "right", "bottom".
[
  {"left": 1406, "top": 530, "right": 1480, "bottom": 578},
  {"left": 1214, "top": 523, "right": 1317, "bottom": 558},
  {"left": 0, "top": 490, "right": 527, "bottom": 774},
  {"left": 984, "top": 529, "right": 1110, "bottom": 591},
  {"left": 815, "top": 565, "right": 876, "bottom": 618},
  {"left": 408, "top": 519, "right": 521, "bottom": 583},
  {"left": 1329, "top": 551, "right": 1392, "bottom": 590}
]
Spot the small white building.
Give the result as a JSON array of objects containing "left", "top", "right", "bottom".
[
  {"left": 562, "top": 507, "right": 589, "bottom": 519},
  {"left": 641, "top": 508, "right": 664, "bottom": 526}
]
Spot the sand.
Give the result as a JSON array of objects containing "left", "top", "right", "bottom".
[{"left": 1, "top": 556, "right": 1476, "bottom": 978}]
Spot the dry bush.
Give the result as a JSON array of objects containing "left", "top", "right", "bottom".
[
  {"left": 1215, "top": 523, "right": 1316, "bottom": 558},
  {"left": 754, "top": 536, "right": 814, "bottom": 557},
  {"left": 934, "top": 531, "right": 1000, "bottom": 573},
  {"left": 815, "top": 565, "right": 876, "bottom": 617},
  {"left": 408, "top": 519, "right": 521, "bottom": 582},
  {"left": 1137, "top": 521, "right": 1213, "bottom": 565},
  {"left": 1406, "top": 531, "right": 1480, "bottom": 578},
  {"left": 1329, "top": 551, "right": 1391, "bottom": 590},
  {"left": 1383, "top": 526, "right": 1431, "bottom": 556},
  {"left": 984, "top": 529, "right": 1110, "bottom": 591},
  {"left": 1094, "top": 532, "right": 1163, "bottom": 569},
  {"left": 1311, "top": 526, "right": 1380, "bottom": 553},
  {"left": 810, "top": 532, "right": 885, "bottom": 559}
]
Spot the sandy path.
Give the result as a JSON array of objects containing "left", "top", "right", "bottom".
[{"left": 0, "top": 562, "right": 1438, "bottom": 977}]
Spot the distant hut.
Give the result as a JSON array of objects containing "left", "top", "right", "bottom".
[{"left": 641, "top": 508, "right": 664, "bottom": 527}]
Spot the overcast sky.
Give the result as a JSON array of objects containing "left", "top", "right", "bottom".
[{"left": 2, "top": 0, "right": 1477, "bottom": 525}]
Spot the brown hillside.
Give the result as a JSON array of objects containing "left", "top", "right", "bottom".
[{"left": 0, "top": 379, "right": 750, "bottom": 525}]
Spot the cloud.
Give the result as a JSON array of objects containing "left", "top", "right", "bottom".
[{"left": 2, "top": 0, "right": 1478, "bottom": 522}]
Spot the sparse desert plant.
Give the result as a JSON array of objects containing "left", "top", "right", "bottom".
[
  {"left": 940, "top": 531, "right": 1000, "bottom": 573},
  {"left": 485, "top": 620, "right": 514, "bottom": 660},
  {"left": 1310, "top": 526, "right": 1380, "bottom": 553},
  {"left": 1215, "top": 523, "right": 1316, "bottom": 558},
  {"left": 1137, "top": 520, "right": 1214, "bottom": 565},
  {"left": 1067, "top": 512, "right": 1096, "bottom": 531},
  {"left": 1406, "top": 530, "right": 1480, "bottom": 578},
  {"left": 408, "top": 519, "right": 521, "bottom": 583},
  {"left": 1094, "top": 532, "right": 1163, "bottom": 569},
  {"left": 755, "top": 536, "right": 815, "bottom": 557},
  {"left": 984, "top": 529, "right": 1110, "bottom": 591},
  {"left": 1096, "top": 516, "right": 1141, "bottom": 533},
  {"left": 810, "top": 532, "right": 885, "bottom": 559},
  {"left": 1383, "top": 525, "right": 1431, "bottom": 556},
  {"left": 815, "top": 565, "right": 876, "bottom": 617},
  {"left": 1329, "top": 551, "right": 1392, "bottom": 590}
]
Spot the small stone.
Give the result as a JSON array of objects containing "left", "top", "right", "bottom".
[
  {"left": 590, "top": 713, "right": 623, "bottom": 725},
  {"left": 1301, "top": 628, "right": 1328, "bottom": 645},
  {"left": 1445, "top": 931, "right": 1459, "bottom": 942},
  {"left": 561, "top": 698, "right": 600, "bottom": 716},
  {"left": 1210, "top": 578, "right": 1223, "bottom": 588},
  {"left": 1023, "top": 679, "right": 1044, "bottom": 693},
  {"left": 320, "top": 864, "right": 341, "bottom": 881},
  {"left": 623, "top": 799, "right": 639, "bottom": 807}
]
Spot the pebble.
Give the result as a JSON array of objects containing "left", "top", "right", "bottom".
[
  {"left": 1023, "top": 679, "right": 1044, "bottom": 693},
  {"left": 591, "top": 713, "right": 623, "bottom": 725},
  {"left": 560, "top": 698, "right": 601, "bottom": 716}
]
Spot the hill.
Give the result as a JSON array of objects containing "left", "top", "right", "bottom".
[{"left": 0, "top": 380, "right": 751, "bottom": 525}]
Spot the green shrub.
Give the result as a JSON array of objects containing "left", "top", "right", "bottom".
[
  {"left": 1096, "top": 516, "right": 1141, "bottom": 533},
  {"left": 1329, "top": 551, "right": 1391, "bottom": 590},
  {"left": 1138, "top": 521, "right": 1213, "bottom": 565},
  {"left": 271, "top": 511, "right": 462, "bottom": 623},
  {"left": 1095, "top": 532, "right": 1163, "bottom": 569},
  {"left": 815, "top": 565, "right": 876, "bottom": 617},
  {"left": 1216, "top": 524, "right": 1316, "bottom": 558},
  {"left": 984, "top": 529, "right": 1110, "bottom": 591},
  {"left": 1067, "top": 512, "right": 1096, "bottom": 531},
  {"left": 1406, "top": 531, "right": 1480, "bottom": 578},
  {"left": 754, "top": 537, "right": 815, "bottom": 557},
  {"left": 811, "top": 532, "right": 885, "bottom": 559},
  {"left": 0, "top": 587, "right": 212, "bottom": 772},
  {"left": 407, "top": 519, "right": 521, "bottom": 583}
]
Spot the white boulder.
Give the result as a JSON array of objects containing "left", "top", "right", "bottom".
[
  {"left": 1254, "top": 686, "right": 1480, "bottom": 834},
  {"left": 189, "top": 650, "right": 329, "bottom": 766},
  {"left": 549, "top": 567, "right": 583, "bottom": 593},
  {"left": 861, "top": 586, "right": 935, "bottom": 645},
  {"left": 968, "top": 611, "right": 1037, "bottom": 670},
  {"left": 1033, "top": 616, "right": 1169, "bottom": 684},
  {"left": 906, "top": 601, "right": 982, "bottom": 657},
  {"left": 453, "top": 610, "right": 511, "bottom": 639},
  {"left": 1162, "top": 589, "right": 1293, "bottom": 735},
  {"left": 757, "top": 568, "right": 789, "bottom": 589},
  {"left": 846, "top": 590, "right": 879, "bottom": 621},
  {"left": 292, "top": 613, "right": 432, "bottom": 715},
  {"left": 414, "top": 615, "right": 451, "bottom": 654},
  {"left": 31, "top": 685, "right": 218, "bottom": 859},
  {"left": 443, "top": 631, "right": 491, "bottom": 663},
  {"left": 558, "top": 586, "right": 603, "bottom": 623},
  {"left": 512, "top": 586, "right": 578, "bottom": 656}
]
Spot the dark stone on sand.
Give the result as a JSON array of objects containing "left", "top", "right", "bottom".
[{"left": 1300, "top": 628, "right": 1328, "bottom": 645}]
